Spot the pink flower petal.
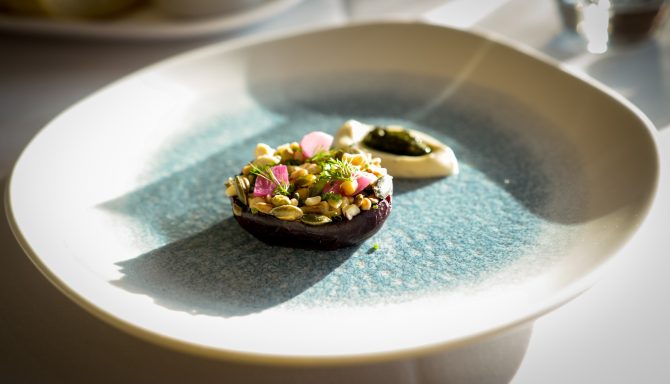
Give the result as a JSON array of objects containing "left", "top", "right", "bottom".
[
  {"left": 300, "top": 131, "right": 333, "bottom": 158},
  {"left": 354, "top": 172, "right": 378, "bottom": 195},
  {"left": 253, "top": 165, "right": 288, "bottom": 196}
]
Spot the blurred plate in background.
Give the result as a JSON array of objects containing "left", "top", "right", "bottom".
[{"left": 0, "top": 0, "right": 303, "bottom": 40}]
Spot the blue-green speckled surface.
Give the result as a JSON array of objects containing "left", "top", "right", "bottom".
[{"left": 104, "top": 73, "right": 580, "bottom": 317}]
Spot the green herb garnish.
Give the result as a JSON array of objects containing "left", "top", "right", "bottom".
[
  {"left": 322, "top": 192, "right": 342, "bottom": 202},
  {"left": 308, "top": 150, "right": 335, "bottom": 164},
  {"left": 319, "top": 158, "right": 357, "bottom": 182}
]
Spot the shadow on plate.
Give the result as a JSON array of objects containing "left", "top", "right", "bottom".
[
  {"left": 102, "top": 148, "right": 438, "bottom": 317},
  {"left": 112, "top": 217, "right": 356, "bottom": 317},
  {"left": 101, "top": 72, "right": 569, "bottom": 317},
  {"left": 99, "top": 135, "right": 440, "bottom": 317}
]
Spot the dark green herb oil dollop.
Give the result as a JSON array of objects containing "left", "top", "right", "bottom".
[{"left": 362, "top": 126, "right": 432, "bottom": 156}]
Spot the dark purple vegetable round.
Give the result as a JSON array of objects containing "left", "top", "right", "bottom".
[{"left": 231, "top": 196, "right": 392, "bottom": 250}]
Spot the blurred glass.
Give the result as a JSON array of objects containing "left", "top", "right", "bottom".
[{"left": 556, "top": 0, "right": 669, "bottom": 53}]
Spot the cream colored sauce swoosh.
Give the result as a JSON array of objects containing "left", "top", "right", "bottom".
[{"left": 334, "top": 120, "right": 459, "bottom": 178}]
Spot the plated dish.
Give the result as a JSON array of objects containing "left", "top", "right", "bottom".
[
  {"left": 0, "top": 0, "right": 302, "bottom": 40},
  {"left": 227, "top": 129, "right": 395, "bottom": 249},
  {"left": 5, "top": 22, "right": 658, "bottom": 363}
]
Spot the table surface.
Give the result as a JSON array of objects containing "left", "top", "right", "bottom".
[{"left": 1, "top": 0, "right": 668, "bottom": 382}]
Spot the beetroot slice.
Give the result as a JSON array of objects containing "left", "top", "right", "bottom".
[{"left": 231, "top": 196, "right": 392, "bottom": 250}]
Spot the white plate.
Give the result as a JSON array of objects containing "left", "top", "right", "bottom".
[
  {"left": 6, "top": 22, "right": 659, "bottom": 364},
  {"left": 0, "top": 0, "right": 302, "bottom": 40}
]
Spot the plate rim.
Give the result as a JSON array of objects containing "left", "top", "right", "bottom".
[{"left": 4, "top": 20, "right": 661, "bottom": 365}]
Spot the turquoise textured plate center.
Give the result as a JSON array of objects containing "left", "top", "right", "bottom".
[{"left": 102, "top": 73, "right": 577, "bottom": 317}]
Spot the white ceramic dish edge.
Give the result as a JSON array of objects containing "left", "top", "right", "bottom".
[{"left": 4, "top": 20, "right": 661, "bottom": 366}]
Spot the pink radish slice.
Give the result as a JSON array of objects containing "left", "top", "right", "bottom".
[
  {"left": 300, "top": 131, "right": 333, "bottom": 158},
  {"left": 253, "top": 165, "right": 289, "bottom": 196},
  {"left": 353, "top": 172, "right": 378, "bottom": 195},
  {"left": 253, "top": 178, "right": 273, "bottom": 197},
  {"left": 273, "top": 164, "right": 289, "bottom": 184}
]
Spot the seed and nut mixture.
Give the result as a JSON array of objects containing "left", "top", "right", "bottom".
[{"left": 226, "top": 130, "right": 392, "bottom": 226}]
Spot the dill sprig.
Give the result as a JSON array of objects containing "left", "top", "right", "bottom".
[
  {"left": 319, "top": 158, "right": 357, "bottom": 182},
  {"left": 248, "top": 163, "right": 290, "bottom": 196}
]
